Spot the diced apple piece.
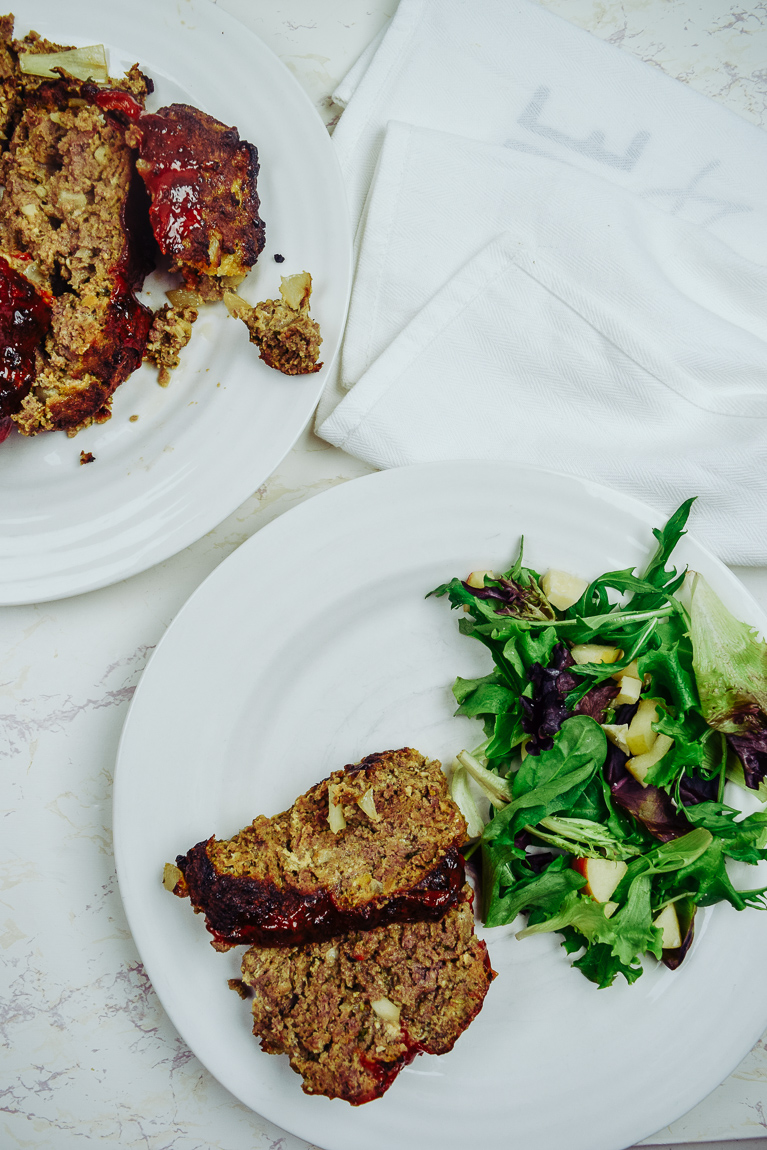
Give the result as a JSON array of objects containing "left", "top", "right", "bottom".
[
  {"left": 653, "top": 903, "right": 682, "bottom": 950},
  {"left": 613, "top": 675, "right": 643, "bottom": 707},
  {"left": 626, "top": 697, "right": 660, "bottom": 756},
  {"left": 604, "top": 901, "right": 619, "bottom": 919},
  {"left": 626, "top": 733, "right": 674, "bottom": 784},
  {"left": 540, "top": 569, "right": 588, "bottom": 611},
  {"left": 602, "top": 723, "right": 631, "bottom": 756},
  {"left": 466, "top": 569, "right": 494, "bottom": 588},
  {"left": 570, "top": 643, "right": 623, "bottom": 666},
  {"left": 612, "top": 659, "right": 640, "bottom": 681},
  {"left": 572, "top": 857, "right": 628, "bottom": 903}
]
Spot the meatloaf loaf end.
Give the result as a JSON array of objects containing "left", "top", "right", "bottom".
[
  {"left": 129, "top": 103, "right": 265, "bottom": 300},
  {"left": 240, "top": 885, "right": 494, "bottom": 1104},
  {"left": 172, "top": 748, "right": 468, "bottom": 950}
]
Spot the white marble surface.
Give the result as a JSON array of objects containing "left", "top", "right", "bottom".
[{"left": 2, "top": 1, "right": 767, "bottom": 1148}]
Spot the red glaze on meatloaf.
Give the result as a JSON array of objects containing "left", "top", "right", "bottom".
[
  {"left": 173, "top": 748, "right": 468, "bottom": 949},
  {"left": 128, "top": 103, "right": 265, "bottom": 298}
]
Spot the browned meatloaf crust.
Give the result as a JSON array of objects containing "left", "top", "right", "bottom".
[
  {"left": 173, "top": 748, "right": 468, "bottom": 950},
  {"left": 240, "top": 885, "right": 494, "bottom": 1104},
  {"left": 129, "top": 103, "right": 265, "bottom": 299}
]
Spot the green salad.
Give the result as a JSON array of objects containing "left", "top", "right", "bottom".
[{"left": 431, "top": 499, "right": 767, "bottom": 988}]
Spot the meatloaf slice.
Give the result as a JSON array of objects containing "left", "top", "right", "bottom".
[
  {"left": 0, "top": 74, "right": 155, "bottom": 435},
  {"left": 128, "top": 103, "right": 265, "bottom": 299},
  {"left": 172, "top": 748, "right": 468, "bottom": 950},
  {"left": 240, "top": 885, "right": 494, "bottom": 1104}
]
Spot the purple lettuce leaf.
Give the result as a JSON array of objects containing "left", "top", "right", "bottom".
[
  {"left": 521, "top": 644, "right": 579, "bottom": 754},
  {"left": 575, "top": 680, "right": 619, "bottom": 725},
  {"left": 726, "top": 719, "right": 767, "bottom": 790},
  {"left": 604, "top": 743, "right": 690, "bottom": 842},
  {"left": 678, "top": 772, "right": 719, "bottom": 806}
]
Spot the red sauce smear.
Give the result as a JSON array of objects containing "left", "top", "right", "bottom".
[
  {"left": 356, "top": 1032, "right": 428, "bottom": 1104},
  {"left": 0, "top": 257, "right": 52, "bottom": 426},
  {"left": 133, "top": 113, "right": 207, "bottom": 257},
  {"left": 177, "top": 843, "right": 467, "bottom": 949},
  {"left": 94, "top": 87, "right": 143, "bottom": 121}
]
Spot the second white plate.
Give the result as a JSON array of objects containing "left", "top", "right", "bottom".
[{"left": 114, "top": 462, "right": 767, "bottom": 1150}]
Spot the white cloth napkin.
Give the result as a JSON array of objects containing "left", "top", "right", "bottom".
[{"left": 317, "top": 0, "right": 767, "bottom": 563}]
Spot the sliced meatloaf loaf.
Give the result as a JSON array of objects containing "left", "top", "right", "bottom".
[
  {"left": 172, "top": 748, "right": 468, "bottom": 950},
  {"left": 240, "top": 885, "right": 494, "bottom": 1104}
]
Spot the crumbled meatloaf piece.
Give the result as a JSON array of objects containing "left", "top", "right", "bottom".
[
  {"left": 0, "top": 57, "right": 156, "bottom": 435},
  {"left": 225, "top": 271, "right": 322, "bottom": 376},
  {"left": 145, "top": 303, "right": 198, "bottom": 386},
  {"left": 172, "top": 748, "right": 468, "bottom": 950},
  {"left": 241, "top": 886, "right": 494, "bottom": 1104},
  {"left": 128, "top": 103, "right": 265, "bottom": 297}
]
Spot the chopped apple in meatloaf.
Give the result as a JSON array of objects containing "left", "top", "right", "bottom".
[
  {"left": 127, "top": 103, "right": 265, "bottom": 301},
  {"left": 171, "top": 748, "right": 468, "bottom": 950},
  {"left": 224, "top": 271, "right": 322, "bottom": 375},
  {"left": 239, "top": 887, "right": 494, "bottom": 1104}
]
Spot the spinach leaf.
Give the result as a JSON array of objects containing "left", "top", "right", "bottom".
[{"left": 482, "top": 716, "right": 606, "bottom": 844}]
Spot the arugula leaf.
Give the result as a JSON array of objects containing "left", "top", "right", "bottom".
[
  {"left": 573, "top": 943, "right": 644, "bottom": 988},
  {"left": 682, "top": 802, "right": 767, "bottom": 864},
  {"left": 639, "top": 497, "right": 695, "bottom": 599}
]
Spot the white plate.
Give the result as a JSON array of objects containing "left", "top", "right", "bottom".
[
  {"left": 0, "top": 0, "right": 350, "bottom": 605},
  {"left": 114, "top": 462, "right": 767, "bottom": 1150}
]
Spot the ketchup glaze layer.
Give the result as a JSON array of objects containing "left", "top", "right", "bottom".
[{"left": 0, "top": 257, "right": 52, "bottom": 438}]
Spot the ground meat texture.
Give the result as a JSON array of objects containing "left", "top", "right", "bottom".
[
  {"left": 174, "top": 748, "right": 468, "bottom": 949},
  {"left": 0, "top": 67, "right": 155, "bottom": 435},
  {"left": 241, "top": 296, "right": 322, "bottom": 375},
  {"left": 225, "top": 271, "right": 323, "bottom": 376},
  {"left": 240, "top": 888, "right": 494, "bottom": 1104},
  {"left": 129, "top": 103, "right": 265, "bottom": 289},
  {"left": 145, "top": 303, "right": 197, "bottom": 385}
]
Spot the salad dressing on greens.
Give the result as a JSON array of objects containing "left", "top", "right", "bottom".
[{"left": 432, "top": 499, "right": 767, "bottom": 988}]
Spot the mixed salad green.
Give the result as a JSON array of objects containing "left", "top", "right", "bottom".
[{"left": 431, "top": 499, "right": 767, "bottom": 988}]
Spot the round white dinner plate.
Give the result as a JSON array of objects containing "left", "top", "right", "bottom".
[
  {"left": 114, "top": 462, "right": 767, "bottom": 1150},
  {"left": 0, "top": 0, "right": 351, "bottom": 604}
]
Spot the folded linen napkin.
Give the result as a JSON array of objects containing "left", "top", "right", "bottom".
[
  {"left": 332, "top": 0, "right": 767, "bottom": 255},
  {"left": 317, "top": 0, "right": 767, "bottom": 562},
  {"left": 319, "top": 228, "right": 767, "bottom": 563},
  {"left": 333, "top": 122, "right": 767, "bottom": 397}
]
